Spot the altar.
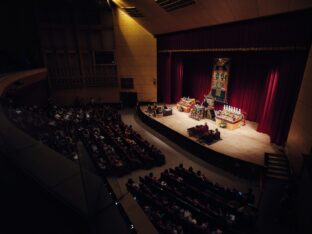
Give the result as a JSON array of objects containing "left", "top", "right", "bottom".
[
  {"left": 176, "top": 97, "right": 195, "bottom": 112},
  {"left": 216, "top": 116, "right": 242, "bottom": 130},
  {"left": 215, "top": 105, "right": 244, "bottom": 130}
]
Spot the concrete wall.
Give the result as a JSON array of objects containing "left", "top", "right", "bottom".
[
  {"left": 286, "top": 45, "right": 312, "bottom": 171},
  {"left": 113, "top": 8, "right": 157, "bottom": 102},
  {"left": 37, "top": 6, "right": 117, "bottom": 90}
]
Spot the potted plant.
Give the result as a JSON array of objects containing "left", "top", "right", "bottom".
[{"left": 220, "top": 120, "right": 227, "bottom": 128}]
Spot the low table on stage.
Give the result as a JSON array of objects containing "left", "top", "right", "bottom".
[
  {"left": 176, "top": 97, "right": 195, "bottom": 113},
  {"left": 216, "top": 117, "right": 241, "bottom": 130},
  {"left": 215, "top": 110, "right": 243, "bottom": 130},
  {"left": 163, "top": 108, "right": 172, "bottom": 116},
  {"left": 190, "top": 105, "right": 204, "bottom": 120}
]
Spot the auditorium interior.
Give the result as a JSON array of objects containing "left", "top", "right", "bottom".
[{"left": 1, "top": 0, "right": 312, "bottom": 234}]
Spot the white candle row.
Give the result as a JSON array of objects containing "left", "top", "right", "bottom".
[{"left": 223, "top": 105, "right": 241, "bottom": 114}]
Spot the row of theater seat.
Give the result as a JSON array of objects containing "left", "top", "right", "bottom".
[
  {"left": 5, "top": 101, "right": 165, "bottom": 176},
  {"left": 127, "top": 164, "right": 257, "bottom": 234}
]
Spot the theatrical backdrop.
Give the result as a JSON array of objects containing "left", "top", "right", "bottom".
[{"left": 157, "top": 11, "right": 312, "bottom": 146}]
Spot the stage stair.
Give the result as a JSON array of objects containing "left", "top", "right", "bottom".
[{"left": 264, "top": 153, "right": 291, "bottom": 180}]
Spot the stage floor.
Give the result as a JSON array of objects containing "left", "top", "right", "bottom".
[{"left": 141, "top": 105, "right": 279, "bottom": 166}]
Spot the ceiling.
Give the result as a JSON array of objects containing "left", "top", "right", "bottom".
[{"left": 111, "top": 0, "right": 312, "bottom": 35}]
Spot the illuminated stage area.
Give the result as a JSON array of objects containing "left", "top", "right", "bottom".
[{"left": 139, "top": 105, "right": 279, "bottom": 167}]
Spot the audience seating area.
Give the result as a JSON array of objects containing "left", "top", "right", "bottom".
[
  {"left": 127, "top": 164, "right": 257, "bottom": 234},
  {"left": 4, "top": 98, "right": 259, "bottom": 233},
  {"left": 5, "top": 100, "right": 165, "bottom": 176}
]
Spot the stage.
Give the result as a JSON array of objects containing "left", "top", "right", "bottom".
[{"left": 140, "top": 104, "right": 279, "bottom": 167}]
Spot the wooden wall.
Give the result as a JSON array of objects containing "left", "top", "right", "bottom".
[
  {"left": 287, "top": 44, "right": 312, "bottom": 172},
  {"left": 113, "top": 8, "right": 157, "bottom": 102}
]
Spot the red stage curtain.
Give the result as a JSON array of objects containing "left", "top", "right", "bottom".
[
  {"left": 157, "top": 53, "right": 184, "bottom": 103},
  {"left": 266, "top": 52, "right": 307, "bottom": 145},
  {"left": 171, "top": 54, "right": 184, "bottom": 103},
  {"left": 183, "top": 53, "right": 212, "bottom": 101},
  {"left": 227, "top": 53, "right": 269, "bottom": 122},
  {"left": 157, "top": 53, "right": 172, "bottom": 103},
  {"left": 157, "top": 10, "right": 312, "bottom": 50},
  {"left": 257, "top": 69, "right": 279, "bottom": 134}
]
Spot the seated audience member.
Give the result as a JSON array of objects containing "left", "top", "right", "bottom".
[{"left": 244, "top": 188, "right": 255, "bottom": 204}]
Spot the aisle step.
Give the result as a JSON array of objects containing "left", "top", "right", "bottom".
[
  {"left": 267, "top": 154, "right": 288, "bottom": 160},
  {"left": 266, "top": 173, "right": 289, "bottom": 180},
  {"left": 267, "top": 168, "right": 289, "bottom": 176},
  {"left": 264, "top": 153, "right": 290, "bottom": 181},
  {"left": 267, "top": 159, "right": 288, "bottom": 165},
  {"left": 267, "top": 164, "right": 289, "bottom": 171},
  {"left": 267, "top": 157, "right": 288, "bottom": 163}
]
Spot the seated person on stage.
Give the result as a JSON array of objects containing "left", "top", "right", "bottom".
[
  {"left": 202, "top": 130, "right": 214, "bottom": 143},
  {"left": 150, "top": 103, "right": 157, "bottom": 117},
  {"left": 151, "top": 103, "right": 163, "bottom": 115},
  {"left": 214, "top": 128, "right": 221, "bottom": 140},
  {"left": 147, "top": 104, "right": 152, "bottom": 113},
  {"left": 156, "top": 107, "right": 163, "bottom": 114},
  {"left": 195, "top": 99, "right": 200, "bottom": 105},
  {"left": 163, "top": 104, "right": 168, "bottom": 110},
  {"left": 202, "top": 99, "right": 209, "bottom": 108},
  {"left": 203, "top": 122, "right": 209, "bottom": 133}
]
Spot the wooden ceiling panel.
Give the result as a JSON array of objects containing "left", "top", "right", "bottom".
[
  {"left": 198, "top": 0, "right": 234, "bottom": 25},
  {"left": 257, "top": 0, "right": 289, "bottom": 16},
  {"left": 112, "top": 0, "right": 312, "bottom": 35},
  {"left": 155, "top": 0, "right": 196, "bottom": 12},
  {"left": 288, "top": 0, "right": 312, "bottom": 11},
  {"left": 134, "top": 0, "right": 167, "bottom": 18},
  {"left": 224, "top": 0, "right": 259, "bottom": 20}
]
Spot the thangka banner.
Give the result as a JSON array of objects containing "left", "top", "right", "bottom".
[{"left": 211, "top": 58, "right": 231, "bottom": 103}]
